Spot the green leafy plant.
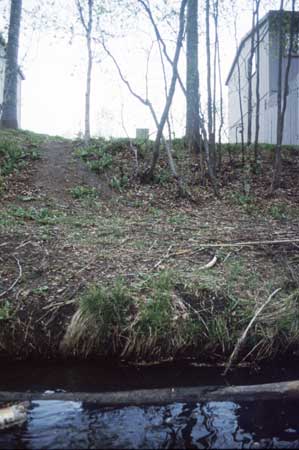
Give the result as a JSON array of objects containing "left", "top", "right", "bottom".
[
  {"left": 32, "top": 286, "right": 49, "bottom": 295},
  {"left": 9, "top": 206, "right": 64, "bottom": 224},
  {"left": 110, "top": 175, "right": 129, "bottom": 192},
  {"left": 70, "top": 185, "right": 99, "bottom": 199},
  {"left": 87, "top": 154, "right": 113, "bottom": 173},
  {"left": 0, "top": 136, "right": 41, "bottom": 178},
  {"left": 268, "top": 204, "right": 288, "bottom": 220},
  {"left": 231, "top": 192, "right": 258, "bottom": 214},
  {"left": 154, "top": 168, "right": 171, "bottom": 185}
]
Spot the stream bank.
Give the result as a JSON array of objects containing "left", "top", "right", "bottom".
[{"left": 1, "top": 130, "right": 299, "bottom": 367}]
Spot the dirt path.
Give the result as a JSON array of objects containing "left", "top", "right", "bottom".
[{"left": 32, "top": 141, "right": 105, "bottom": 203}]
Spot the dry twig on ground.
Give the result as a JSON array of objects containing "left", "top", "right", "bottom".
[
  {"left": 0, "top": 257, "right": 22, "bottom": 299},
  {"left": 223, "top": 287, "right": 282, "bottom": 375}
]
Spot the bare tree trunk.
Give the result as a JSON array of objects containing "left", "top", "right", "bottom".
[
  {"left": 217, "top": 35, "right": 224, "bottom": 171},
  {"left": 76, "top": 0, "right": 94, "bottom": 144},
  {"left": 205, "top": 0, "right": 215, "bottom": 173},
  {"left": 198, "top": 109, "right": 219, "bottom": 196},
  {"left": 247, "top": 9, "right": 256, "bottom": 148},
  {"left": 158, "top": 41, "right": 190, "bottom": 198},
  {"left": 213, "top": 0, "right": 223, "bottom": 171},
  {"left": 186, "top": 0, "right": 200, "bottom": 155},
  {"left": 253, "top": 0, "right": 261, "bottom": 170},
  {"left": 85, "top": 35, "right": 92, "bottom": 143},
  {"left": 212, "top": 0, "right": 218, "bottom": 155},
  {"left": 280, "top": 1, "right": 296, "bottom": 133},
  {"left": 0, "top": 0, "right": 22, "bottom": 129},
  {"left": 271, "top": 2, "right": 284, "bottom": 191},
  {"left": 142, "top": 0, "right": 188, "bottom": 182},
  {"left": 234, "top": 20, "right": 245, "bottom": 163},
  {"left": 242, "top": 8, "right": 257, "bottom": 195},
  {"left": 271, "top": 1, "right": 295, "bottom": 191}
]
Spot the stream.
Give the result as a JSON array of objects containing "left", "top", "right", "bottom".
[{"left": 0, "top": 362, "right": 299, "bottom": 449}]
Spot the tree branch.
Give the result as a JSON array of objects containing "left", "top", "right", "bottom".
[
  {"left": 138, "top": 0, "right": 186, "bottom": 97},
  {"left": 76, "top": 0, "right": 88, "bottom": 33}
]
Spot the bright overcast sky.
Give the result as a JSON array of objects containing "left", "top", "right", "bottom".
[{"left": 0, "top": 0, "right": 292, "bottom": 139}]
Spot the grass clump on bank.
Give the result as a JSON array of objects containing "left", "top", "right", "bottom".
[
  {"left": 62, "top": 271, "right": 193, "bottom": 359},
  {"left": 61, "top": 280, "right": 135, "bottom": 357},
  {"left": 61, "top": 263, "right": 299, "bottom": 365}
]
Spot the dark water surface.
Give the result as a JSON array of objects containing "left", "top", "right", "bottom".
[{"left": 0, "top": 362, "right": 299, "bottom": 449}]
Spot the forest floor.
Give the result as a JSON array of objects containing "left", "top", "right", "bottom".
[{"left": 0, "top": 130, "right": 299, "bottom": 367}]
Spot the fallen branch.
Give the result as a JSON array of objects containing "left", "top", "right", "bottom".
[
  {"left": 172, "top": 238, "right": 299, "bottom": 256},
  {"left": 15, "top": 240, "right": 33, "bottom": 250},
  {"left": 151, "top": 245, "right": 173, "bottom": 271},
  {"left": 0, "top": 257, "right": 22, "bottom": 299},
  {"left": 1, "top": 379, "right": 299, "bottom": 405},
  {"left": 223, "top": 287, "right": 282, "bottom": 376}
]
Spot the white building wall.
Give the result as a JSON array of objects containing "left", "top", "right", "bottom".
[
  {"left": 228, "top": 21, "right": 269, "bottom": 144},
  {"left": 227, "top": 14, "right": 299, "bottom": 146}
]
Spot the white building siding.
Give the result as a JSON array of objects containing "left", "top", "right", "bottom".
[
  {"left": 227, "top": 11, "right": 299, "bottom": 146},
  {"left": 228, "top": 21, "right": 269, "bottom": 144}
]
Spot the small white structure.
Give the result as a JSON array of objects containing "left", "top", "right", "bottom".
[
  {"left": 0, "top": 34, "right": 24, "bottom": 127},
  {"left": 226, "top": 10, "right": 299, "bottom": 145},
  {"left": 136, "top": 128, "right": 149, "bottom": 140}
]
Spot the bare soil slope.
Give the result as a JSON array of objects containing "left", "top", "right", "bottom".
[{"left": 29, "top": 140, "right": 111, "bottom": 203}]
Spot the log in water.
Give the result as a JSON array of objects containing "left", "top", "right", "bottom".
[{"left": 0, "top": 380, "right": 299, "bottom": 406}]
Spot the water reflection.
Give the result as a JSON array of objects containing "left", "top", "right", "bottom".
[{"left": 1, "top": 399, "right": 299, "bottom": 449}]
